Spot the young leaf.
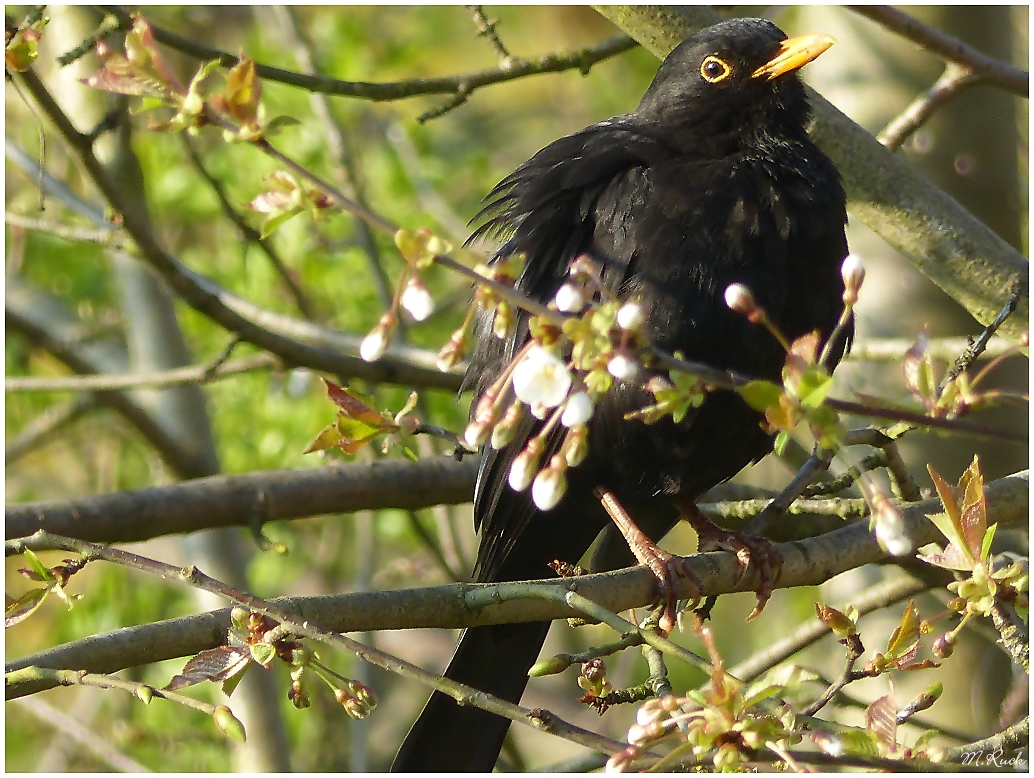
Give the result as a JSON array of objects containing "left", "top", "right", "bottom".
[
  {"left": 166, "top": 646, "right": 252, "bottom": 691},
  {"left": 5, "top": 588, "right": 49, "bottom": 628}
]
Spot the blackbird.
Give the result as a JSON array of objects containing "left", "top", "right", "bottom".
[{"left": 393, "top": 17, "right": 849, "bottom": 772}]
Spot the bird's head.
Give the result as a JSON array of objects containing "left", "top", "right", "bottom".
[{"left": 636, "top": 18, "right": 834, "bottom": 155}]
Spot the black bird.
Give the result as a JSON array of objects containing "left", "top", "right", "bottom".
[{"left": 393, "top": 18, "right": 849, "bottom": 772}]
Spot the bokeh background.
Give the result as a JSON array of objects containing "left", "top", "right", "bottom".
[{"left": 6, "top": 6, "right": 1027, "bottom": 771}]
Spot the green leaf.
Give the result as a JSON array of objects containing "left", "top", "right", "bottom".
[
  {"left": 304, "top": 422, "right": 345, "bottom": 454},
  {"left": 259, "top": 207, "right": 302, "bottom": 239},
  {"left": 23, "top": 549, "right": 53, "bottom": 582},
  {"left": 249, "top": 642, "right": 277, "bottom": 669},
  {"left": 980, "top": 524, "right": 997, "bottom": 563},
  {"left": 221, "top": 662, "right": 251, "bottom": 697},
  {"left": 264, "top": 115, "right": 301, "bottom": 136},
  {"left": 773, "top": 430, "right": 790, "bottom": 457},
  {"left": 737, "top": 380, "right": 782, "bottom": 411},
  {"left": 5, "top": 588, "right": 49, "bottom": 628}
]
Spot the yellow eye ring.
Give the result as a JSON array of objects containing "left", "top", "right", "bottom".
[{"left": 700, "top": 56, "right": 732, "bottom": 83}]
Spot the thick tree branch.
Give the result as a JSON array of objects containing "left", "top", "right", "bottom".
[
  {"left": 7, "top": 469, "right": 1026, "bottom": 699},
  {"left": 5, "top": 456, "right": 479, "bottom": 542},
  {"left": 593, "top": 6, "right": 1029, "bottom": 344}
]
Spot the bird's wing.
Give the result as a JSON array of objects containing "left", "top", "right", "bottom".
[{"left": 465, "top": 121, "right": 672, "bottom": 581}]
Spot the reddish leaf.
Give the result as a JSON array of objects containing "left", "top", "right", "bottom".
[
  {"left": 165, "top": 646, "right": 251, "bottom": 691},
  {"left": 958, "top": 456, "right": 987, "bottom": 561},
  {"left": 321, "top": 379, "right": 389, "bottom": 427},
  {"left": 865, "top": 694, "right": 897, "bottom": 753}
]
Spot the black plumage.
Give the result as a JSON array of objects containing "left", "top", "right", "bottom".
[{"left": 393, "top": 18, "right": 849, "bottom": 772}]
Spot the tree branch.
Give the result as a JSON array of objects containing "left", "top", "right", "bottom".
[
  {"left": 7, "top": 469, "right": 1026, "bottom": 699},
  {"left": 5, "top": 456, "right": 479, "bottom": 542},
  {"left": 848, "top": 5, "right": 1029, "bottom": 96},
  {"left": 101, "top": 7, "right": 638, "bottom": 104},
  {"left": 6, "top": 353, "right": 280, "bottom": 393}
]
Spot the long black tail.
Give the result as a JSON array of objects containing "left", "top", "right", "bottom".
[{"left": 391, "top": 620, "right": 550, "bottom": 772}]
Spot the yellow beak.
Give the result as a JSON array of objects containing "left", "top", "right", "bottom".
[{"left": 751, "top": 33, "right": 836, "bottom": 80}]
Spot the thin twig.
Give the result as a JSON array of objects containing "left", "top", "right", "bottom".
[
  {"left": 13, "top": 695, "right": 152, "bottom": 773},
  {"left": 845, "top": 335, "right": 1013, "bottom": 363},
  {"left": 942, "top": 282, "right": 1026, "bottom": 390},
  {"left": 101, "top": 7, "right": 638, "bottom": 104},
  {"left": 5, "top": 393, "right": 103, "bottom": 464},
  {"left": 849, "top": 5, "right": 1029, "bottom": 96},
  {"left": 180, "top": 136, "right": 317, "bottom": 319},
  {"left": 879, "top": 63, "right": 978, "bottom": 150},
  {"left": 942, "top": 717, "right": 1029, "bottom": 763},
  {"left": 4, "top": 211, "right": 126, "bottom": 248},
  {"left": 5, "top": 353, "right": 280, "bottom": 393},
  {"left": 468, "top": 6, "right": 520, "bottom": 66}
]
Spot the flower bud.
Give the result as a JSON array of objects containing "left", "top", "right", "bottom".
[
  {"left": 561, "top": 391, "right": 594, "bottom": 427},
  {"left": 509, "top": 438, "right": 545, "bottom": 491},
  {"left": 561, "top": 424, "right": 589, "bottom": 468},
  {"left": 607, "top": 352, "right": 638, "bottom": 381},
  {"left": 529, "top": 656, "right": 571, "bottom": 676},
  {"left": 437, "top": 330, "right": 467, "bottom": 372},
  {"left": 212, "top": 705, "right": 247, "bottom": 742},
  {"left": 360, "top": 313, "right": 395, "bottom": 362},
  {"left": 493, "top": 300, "right": 514, "bottom": 339},
  {"left": 491, "top": 400, "right": 523, "bottom": 449},
  {"left": 463, "top": 420, "right": 491, "bottom": 449},
  {"left": 617, "top": 302, "right": 645, "bottom": 332},
  {"left": 840, "top": 254, "right": 865, "bottom": 306},
  {"left": 532, "top": 455, "right": 567, "bottom": 510},
  {"left": 724, "top": 283, "right": 759, "bottom": 320},
  {"left": 401, "top": 275, "right": 435, "bottom": 321},
  {"left": 555, "top": 283, "right": 586, "bottom": 313}
]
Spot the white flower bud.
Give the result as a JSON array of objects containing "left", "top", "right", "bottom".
[
  {"left": 617, "top": 302, "right": 645, "bottom": 332},
  {"left": 724, "top": 283, "right": 757, "bottom": 317},
  {"left": 555, "top": 283, "right": 586, "bottom": 313},
  {"left": 401, "top": 276, "right": 435, "bottom": 321},
  {"left": 607, "top": 353, "right": 638, "bottom": 381},
  {"left": 463, "top": 421, "right": 490, "bottom": 449},
  {"left": 532, "top": 458, "right": 567, "bottom": 510},
  {"left": 841, "top": 254, "right": 865, "bottom": 306},
  {"left": 359, "top": 327, "right": 388, "bottom": 362},
  {"left": 509, "top": 440, "right": 544, "bottom": 492},
  {"left": 512, "top": 347, "right": 572, "bottom": 408},
  {"left": 561, "top": 391, "right": 594, "bottom": 427}
]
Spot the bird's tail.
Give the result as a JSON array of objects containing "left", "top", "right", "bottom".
[{"left": 391, "top": 620, "right": 550, "bottom": 772}]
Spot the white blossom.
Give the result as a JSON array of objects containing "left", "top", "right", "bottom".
[
  {"left": 841, "top": 254, "right": 865, "bottom": 306},
  {"left": 723, "top": 283, "right": 757, "bottom": 316},
  {"left": 401, "top": 277, "right": 435, "bottom": 321},
  {"left": 532, "top": 460, "right": 567, "bottom": 510},
  {"left": 359, "top": 328, "right": 388, "bottom": 362},
  {"left": 554, "top": 283, "right": 586, "bottom": 313},
  {"left": 617, "top": 302, "right": 645, "bottom": 332},
  {"left": 561, "top": 391, "right": 594, "bottom": 427},
  {"left": 607, "top": 353, "right": 638, "bottom": 381},
  {"left": 511, "top": 347, "right": 572, "bottom": 408}
]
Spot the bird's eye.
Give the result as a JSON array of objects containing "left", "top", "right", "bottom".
[{"left": 700, "top": 56, "right": 732, "bottom": 83}]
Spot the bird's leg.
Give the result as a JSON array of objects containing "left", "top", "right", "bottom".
[
  {"left": 593, "top": 486, "right": 700, "bottom": 633},
  {"left": 675, "top": 498, "right": 782, "bottom": 621}
]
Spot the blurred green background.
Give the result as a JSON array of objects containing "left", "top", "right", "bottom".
[{"left": 6, "top": 6, "right": 1027, "bottom": 771}]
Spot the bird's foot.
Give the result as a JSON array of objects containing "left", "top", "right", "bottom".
[
  {"left": 594, "top": 487, "right": 701, "bottom": 634},
  {"left": 676, "top": 499, "right": 782, "bottom": 621}
]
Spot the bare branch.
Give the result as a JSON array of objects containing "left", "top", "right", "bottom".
[
  {"left": 878, "top": 63, "right": 978, "bottom": 151},
  {"left": 5, "top": 456, "right": 479, "bottom": 543},
  {"left": 845, "top": 335, "right": 1013, "bottom": 363},
  {"left": 6, "top": 353, "right": 279, "bottom": 393},
  {"left": 101, "top": 7, "right": 638, "bottom": 105},
  {"left": 5, "top": 394, "right": 103, "bottom": 464},
  {"left": 849, "top": 5, "right": 1029, "bottom": 96}
]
